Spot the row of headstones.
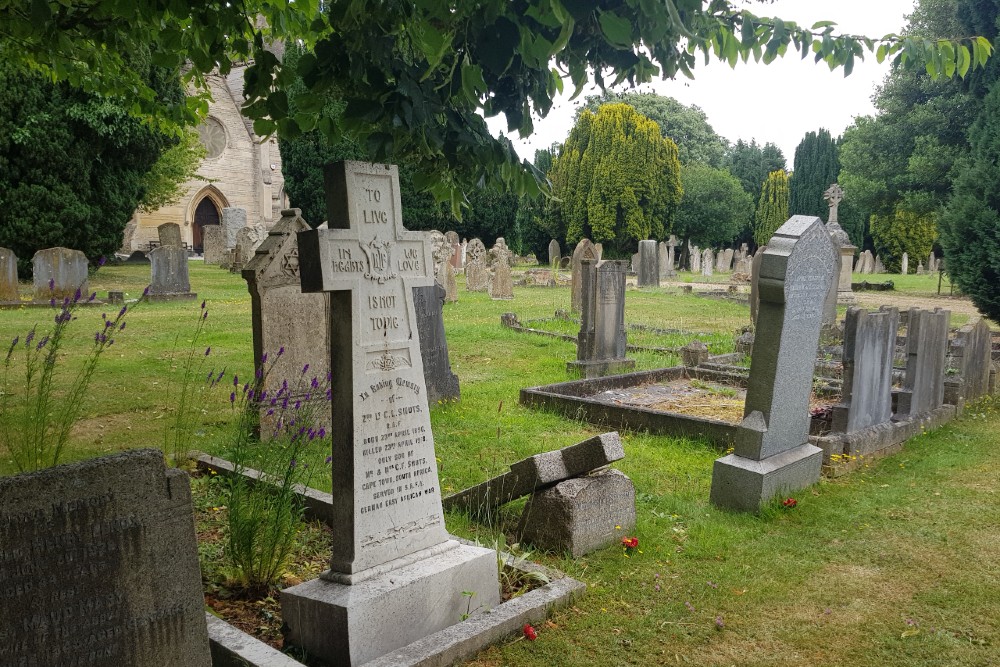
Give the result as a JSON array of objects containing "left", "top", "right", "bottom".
[
  {"left": 855, "top": 249, "right": 942, "bottom": 275},
  {"left": 0, "top": 244, "right": 193, "bottom": 303}
]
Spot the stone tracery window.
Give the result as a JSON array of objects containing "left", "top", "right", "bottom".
[{"left": 196, "top": 117, "right": 227, "bottom": 159}]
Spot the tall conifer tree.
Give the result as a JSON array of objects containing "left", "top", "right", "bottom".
[
  {"left": 753, "top": 170, "right": 790, "bottom": 246},
  {"left": 789, "top": 128, "right": 839, "bottom": 218}
]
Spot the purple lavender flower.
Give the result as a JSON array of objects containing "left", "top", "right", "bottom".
[
  {"left": 119, "top": 322, "right": 126, "bottom": 331},
  {"left": 277, "top": 346, "right": 285, "bottom": 356},
  {"left": 25, "top": 330, "right": 34, "bottom": 346},
  {"left": 73, "top": 287, "right": 81, "bottom": 303},
  {"left": 36, "top": 336, "right": 49, "bottom": 350},
  {"left": 48, "top": 278, "right": 54, "bottom": 290},
  {"left": 142, "top": 286, "right": 150, "bottom": 297},
  {"left": 207, "top": 369, "right": 214, "bottom": 381},
  {"left": 49, "top": 298, "right": 56, "bottom": 307},
  {"left": 202, "top": 311, "right": 208, "bottom": 320},
  {"left": 200, "top": 300, "right": 206, "bottom": 310},
  {"left": 294, "top": 400, "right": 301, "bottom": 410},
  {"left": 233, "top": 374, "right": 239, "bottom": 387},
  {"left": 324, "top": 455, "right": 332, "bottom": 464},
  {"left": 98, "top": 256, "right": 107, "bottom": 267},
  {"left": 230, "top": 392, "right": 236, "bottom": 403},
  {"left": 318, "top": 427, "right": 326, "bottom": 439},
  {"left": 302, "top": 363, "right": 309, "bottom": 374},
  {"left": 118, "top": 305, "right": 127, "bottom": 318},
  {"left": 88, "top": 292, "right": 96, "bottom": 302},
  {"left": 311, "top": 377, "right": 319, "bottom": 389}
]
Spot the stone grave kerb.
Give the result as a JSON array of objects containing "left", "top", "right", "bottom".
[
  {"left": 738, "top": 215, "right": 839, "bottom": 460},
  {"left": 297, "top": 162, "right": 450, "bottom": 580}
]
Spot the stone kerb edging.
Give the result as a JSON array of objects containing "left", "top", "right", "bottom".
[{"left": 195, "top": 453, "right": 586, "bottom": 667}]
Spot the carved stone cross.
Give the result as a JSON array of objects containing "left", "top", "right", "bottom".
[{"left": 823, "top": 183, "right": 845, "bottom": 224}]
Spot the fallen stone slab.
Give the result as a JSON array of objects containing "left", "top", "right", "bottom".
[{"left": 442, "top": 432, "right": 624, "bottom": 516}]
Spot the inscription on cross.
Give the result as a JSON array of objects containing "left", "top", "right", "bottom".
[{"left": 298, "top": 161, "right": 449, "bottom": 582}]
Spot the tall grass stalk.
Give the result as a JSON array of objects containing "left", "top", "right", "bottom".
[
  {"left": 162, "top": 299, "right": 215, "bottom": 466},
  {"left": 223, "top": 351, "right": 332, "bottom": 595},
  {"left": 0, "top": 285, "right": 143, "bottom": 472}
]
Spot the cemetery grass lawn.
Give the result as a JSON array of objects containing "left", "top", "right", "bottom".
[{"left": 1, "top": 263, "right": 999, "bottom": 666}]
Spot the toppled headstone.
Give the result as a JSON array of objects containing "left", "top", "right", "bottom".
[
  {"left": 0, "top": 449, "right": 211, "bottom": 666},
  {"left": 711, "top": 216, "right": 838, "bottom": 512},
  {"left": 285, "top": 161, "right": 498, "bottom": 666},
  {"left": 519, "top": 468, "right": 636, "bottom": 557},
  {"left": 443, "top": 432, "right": 624, "bottom": 515}
]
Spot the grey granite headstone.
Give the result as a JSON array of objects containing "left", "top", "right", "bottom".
[
  {"left": 901, "top": 252, "right": 909, "bottom": 275},
  {"left": 286, "top": 161, "right": 497, "bottom": 666},
  {"left": 32, "top": 247, "right": 88, "bottom": 303},
  {"left": 0, "top": 449, "right": 211, "bottom": 666},
  {"left": 689, "top": 244, "right": 701, "bottom": 272},
  {"left": 157, "top": 222, "right": 183, "bottom": 248},
  {"left": 570, "top": 238, "right": 598, "bottom": 312},
  {"left": 0, "top": 247, "right": 18, "bottom": 302},
  {"left": 831, "top": 307, "right": 899, "bottom": 433},
  {"left": 710, "top": 216, "right": 838, "bottom": 512},
  {"left": 443, "top": 432, "right": 625, "bottom": 514},
  {"left": 701, "top": 248, "right": 714, "bottom": 277},
  {"left": 896, "top": 307, "right": 950, "bottom": 418},
  {"left": 568, "top": 260, "right": 634, "bottom": 377},
  {"left": 149, "top": 245, "right": 195, "bottom": 298},
  {"left": 637, "top": 240, "right": 659, "bottom": 287},
  {"left": 413, "top": 283, "right": 460, "bottom": 405},
  {"left": 243, "top": 208, "right": 331, "bottom": 424},
  {"left": 464, "top": 238, "right": 489, "bottom": 292},
  {"left": 221, "top": 207, "right": 247, "bottom": 249},
  {"left": 519, "top": 468, "right": 636, "bottom": 557},
  {"left": 202, "top": 224, "right": 226, "bottom": 265},
  {"left": 548, "top": 239, "right": 561, "bottom": 268},
  {"left": 487, "top": 237, "right": 514, "bottom": 300}
]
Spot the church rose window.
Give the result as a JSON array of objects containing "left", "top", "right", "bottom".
[{"left": 197, "top": 118, "right": 227, "bottom": 159}]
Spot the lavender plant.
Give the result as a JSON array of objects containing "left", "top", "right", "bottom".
[
  {"left": 162, "top": 299, "right": 217, "bottom": 466},
  {"left": 0, "top": 283, "right": 145, "bottom": 472},
  {"left": 221, "top": 350, "right": 333, "bottom": 594}
]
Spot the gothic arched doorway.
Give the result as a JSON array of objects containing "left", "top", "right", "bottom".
[{"left": 192, "top": 197, "right": 220, "bottom": 253}]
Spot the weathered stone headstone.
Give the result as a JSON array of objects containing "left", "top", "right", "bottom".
[
  {"left": 637, "top": 239, "right": 659, "bottom": 287},
  {"left": 0, "top": 247, "right": 18, "bottom": 302},
  {"left": 916, "top": 260, "right": 925, "bottom": 275},
  {"left": 548, "top": 239, "right": 561, "bottom": 268},
  {"left": 0, "top": 449, "right": 211, "bottom": 666},
  {"left": 901, "top": 252, "right": 909, "bottom": 275},
  {"left": 464, "top": 238, "right": 489, "bottom": 292},
  {"left": 630, "top": 252, "right": 640, "bottom": 273},
  {"left": 928, "top": 251, "right": 938, "bottom": 273},
  {"left": 243, "top": 208, "right": 331, "bottom": 419},
  {"left": 950, "top": 319, "right": 993, "bottom": 402},
  {"left": 689, "top": 244, "right": 701, "bottom": 273},
  {"left": 831, "top": 307, "right": 899, "bottom": 433},
  {"left": 488, "top": 237, "right": 514, "bottom": 300},
  {"left": 32, "top": 247, "right": 88, "bottom": 302},
  {"left": 286, "top": 161, "right": 497, "bottom": 665},
  {"left": 445, "top": 231, "right": 462, "bottom": 269},
  {"left": 234, "top": 222, "right": 269, "bottom": 269},
  {"left": 520, "top": 468, "right": 636, "bottom": 557},
  {"left": 221, "top": 207, "right": 247, "bottom": 249},
  {"left": 681, "top": 340, "right": 709, "bottom": 367},
  {"left": 148, "top": 245, "right": 196, "bottom": 299},
  {"left": 710, "top": 216, "right": 838, "bottom": 511},
  {"left": 568, "top": 260, "right": 634, "bottom": 377},
  {"left": 873, "top": 255, "right": 885, "bottom": 274},
  {"left": 157, "top": 222, "right": 183, "bottom": 248},
  {"left": 896, "top": 307, "right": 950, "bottom": 418},
  {"left": 429, "top": 231, "right": 457, "bottom": 303},
  {"left": 665, "top": 236, "right": 678, "bottom": 277},
  {"left": 749, "top": 247, "right": 766, "bottom": 325},
  {"left": 701, "top": 248, "right": 714, "bottom": 277},
  {"left": 716, "top": 248, "right": 735, "bottom": 273},
  {"left": 570, "top": 238, "right": 598, "bottom": 312},
  {"left": 413, "top": 283, "right": 461, "bottom": 405},
  {"left": 202, "top": 224, "right": 226, "bottom": 265},
  {"left": 119, "top": 219, "right": 137, "bottom": 255}
]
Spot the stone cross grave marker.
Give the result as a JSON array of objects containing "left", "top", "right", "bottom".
[
  {"left": 831, "top": 307, "right": 899, "bottom": 433},
  {"left": 0, "top": 449, "right": 211, "bottom": 666},
  {"left": 823, "top": 183, "right": 844, "bottom": 224},
  {"left": 0, "top": 247, "right": 18, "bottom": 302},
  {"left": 464, "top": 238, "right": 489, "bottom": 291},
  {"left": 32, "top": 247, "right": 89, "bottom": 303},
  {"left": 711, "top": 216, "right": 838, "bottom": 512},
  {"left": 288, "top": 161, "right": 497, "bottom": 665}
]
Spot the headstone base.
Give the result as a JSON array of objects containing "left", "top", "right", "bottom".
[
  {"left": 709, "top": 442, "right": 822, "bottom": 512},
  {"left": 519, "top": 468, "right": 636, "bottom": 557},
  {"left": 147, "top": 291, "right": 199, "bottom": 302},
  {"left": 566, "top": 358, "right": 635, "bottom": 379},
  {"left": 281, "top": 543, "right": 500, "bottom": 666}
]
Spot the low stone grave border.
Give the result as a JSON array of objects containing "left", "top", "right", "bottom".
[{"left": 196, "top": 454, "right": 586, "bottom": 667}]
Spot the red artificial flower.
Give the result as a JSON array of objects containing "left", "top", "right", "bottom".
[
  {"left": 523, "top": 623, "right": 537, "bottom": 641},
  {"left": 622, "top": 536, "right": 639, "bottom": 549},
  {"left": 782, "top": 498, "right": 798, "bottom": 508}
]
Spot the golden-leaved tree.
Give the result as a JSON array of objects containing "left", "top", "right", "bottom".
[
  {"left": 549, "top": 103, "right": 682, "bottom": 257},
  {"left": 753, "top": 169, "right": 790, "bottom": 247}
]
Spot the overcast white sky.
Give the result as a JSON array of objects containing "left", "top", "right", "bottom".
[{"left": 487, "top": 0, "right": 918, "bottom": 164}]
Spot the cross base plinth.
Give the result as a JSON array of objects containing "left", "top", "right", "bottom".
[
  {"left": 709, "top": 443, "right": 822, "bottom": 512},
  {"left": 281, "top": 542, "right": 500, "bottom": 666}
]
